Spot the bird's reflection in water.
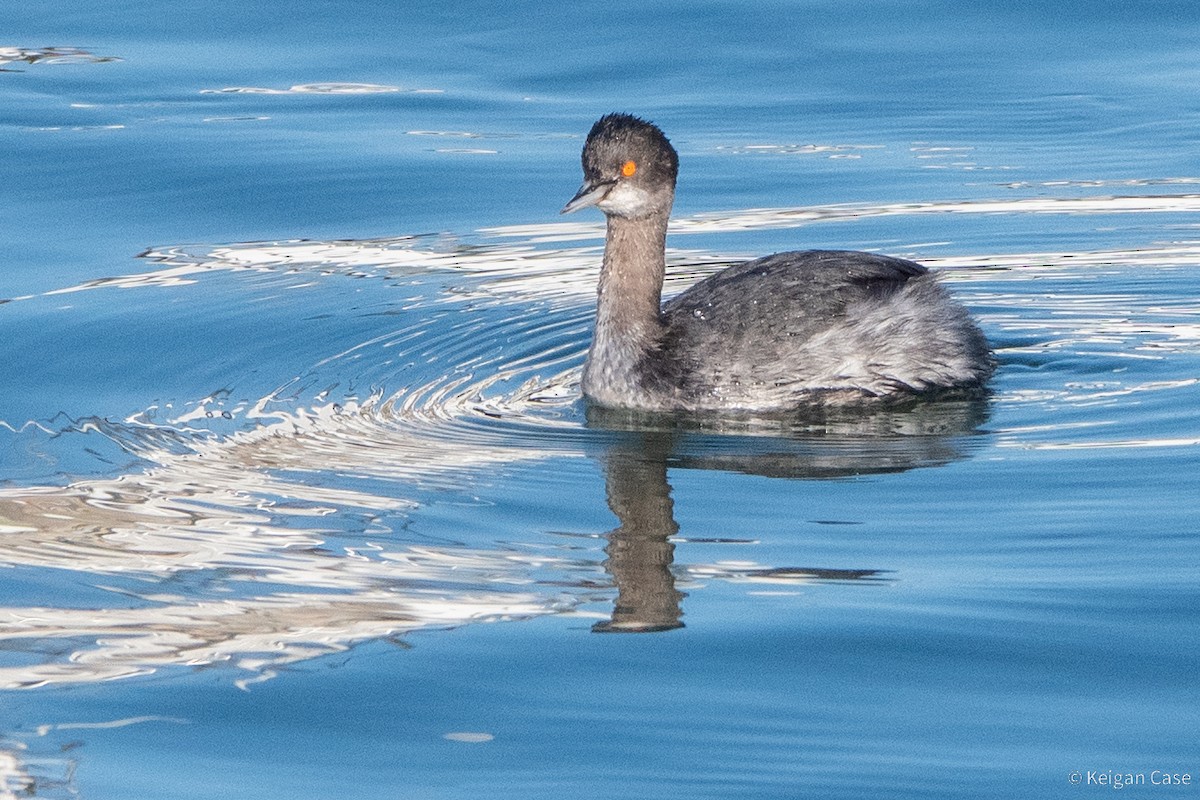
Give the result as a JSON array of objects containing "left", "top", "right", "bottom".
[
  {"left": 588, "top": 397, "right": 991, "bottom": 633},
  {"left": 593, "top": 435, "right": 685, "bottom": 633}
]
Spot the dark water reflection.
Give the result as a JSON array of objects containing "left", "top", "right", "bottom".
[
  {"left": 594, "top": 435, "right": 686, "bottom": 633},
  {"left": 590, "top": 396, "right": 989, "bottom": 632}
]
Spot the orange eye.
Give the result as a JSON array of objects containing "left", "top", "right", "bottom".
[{"left": 621, "top": 160, "right": 637, "bottom": 177}]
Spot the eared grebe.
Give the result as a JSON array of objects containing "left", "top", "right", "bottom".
[{"left": 562, "top": 113, "right": 994, "bottom": 413}]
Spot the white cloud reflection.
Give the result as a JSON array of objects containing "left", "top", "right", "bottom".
[{"left": 3, "top": 190, "right": 1199, "bottom": 694}]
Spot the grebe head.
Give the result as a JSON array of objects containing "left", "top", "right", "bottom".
[{"left": 562, "top": 113, "right": 679, "bottom": 220}]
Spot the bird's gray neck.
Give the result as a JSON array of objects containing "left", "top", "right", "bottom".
[
  {"left": 582, "top": 212, "right": 671, "bottom": 406},
  {"left": 597, "top": 213, "right": 669, "bottom": 333}
]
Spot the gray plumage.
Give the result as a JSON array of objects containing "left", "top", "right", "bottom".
[{"left": 562, "top": 113, "right": 994, "bottom": 413}]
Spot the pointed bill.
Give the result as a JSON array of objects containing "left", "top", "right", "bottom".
[{"left": 561, "top": 179, "right": 614, "bottom": 214}]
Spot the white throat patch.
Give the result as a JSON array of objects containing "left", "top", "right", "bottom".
[{"left": 597, "top": 182, "right": 654, "bottom": 218}]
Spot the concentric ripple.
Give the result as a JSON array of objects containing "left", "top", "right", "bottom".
[{"left": 3, "top": 192, "right": 1200, "bottom": 688}]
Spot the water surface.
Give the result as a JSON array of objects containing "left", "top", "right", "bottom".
[{"left": 2, "top": 2, "right": 1199, "bottom": 798}]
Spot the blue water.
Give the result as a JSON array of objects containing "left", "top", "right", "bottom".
[{"left": 3, "top": 2, "right": 1200, "bottom": 797}]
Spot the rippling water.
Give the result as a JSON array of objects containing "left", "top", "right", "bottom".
[{"left": 3, "top": 2, "right": 1200, "bottom": 798}]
